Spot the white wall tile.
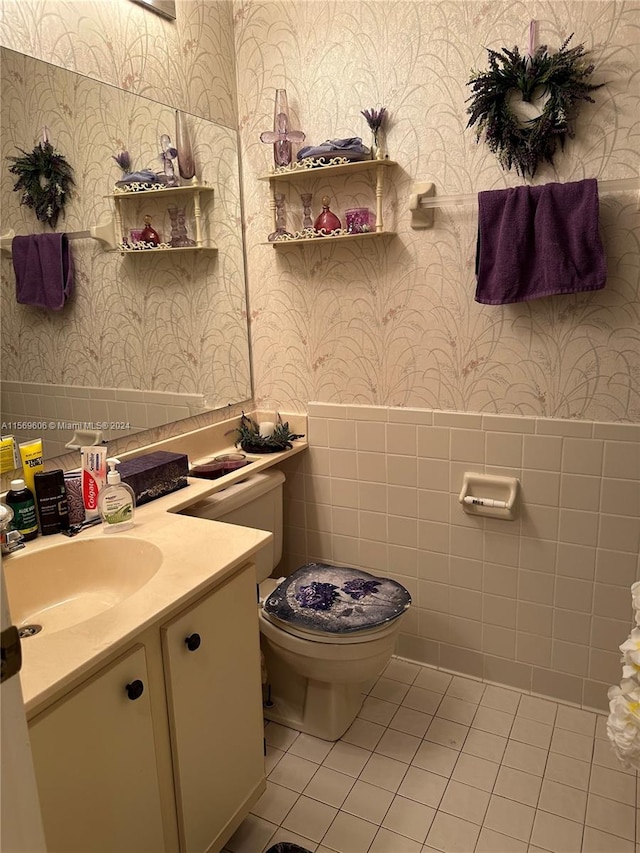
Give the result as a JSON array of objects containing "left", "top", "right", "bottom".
[
  {"left": 563, "top": 439, "right": 604, "bottom": 476},
  {"left": 486, "top": 432, "right": 523, "bottom": 467},
  {"left": 297, "top": 405, "right": 635, "bottom": 711},
  {"left": 417, "top": 427, "right": 450, "bottom": 459},
  {"left": 387, "top": 423, "right": 417, "bottom": 454},
  {"left": 560, "top": 474, "right": 600, "bottom": 511},
  {"left": 523, "top": 435, "right": 563, "bottom": 471},
  {"left": 356, "top": 421, "right": 386, "bottom": 452}
]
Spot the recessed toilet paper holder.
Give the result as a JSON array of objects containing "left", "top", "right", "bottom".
[{"left": 458, "top": 472, "right": 520, "bottom": 520}]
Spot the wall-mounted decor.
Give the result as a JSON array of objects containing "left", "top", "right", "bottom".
[
  {"left": 361, "top": 106, "right": 387, "bottom": 160},
  {"left": 260, "top": 89, "right": 305, "bottom": 168},
  {"left": 129, "top": 0, "right": 176, "bottom": 21},
  {"left": 7, "top": 134, "right": 75, "bottom": 228},
  {"left": 466, "top": 34, "right": 603, "bottom": 177}
]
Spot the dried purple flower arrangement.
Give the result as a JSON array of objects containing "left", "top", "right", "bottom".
[
  {"left": 112, "top": 149, "right": 132, "bottom": 173},
  {"left": 361, "top": 107, "right": 387, "bottom": 160}
]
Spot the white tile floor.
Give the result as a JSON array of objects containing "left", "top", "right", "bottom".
[{"left": 224, "top": 658, "right": 639, "bottom": 853}]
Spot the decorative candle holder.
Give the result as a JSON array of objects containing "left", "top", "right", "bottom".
[
  {"left": 168, "top": 205, "right": 195, "bottom": 247},
  {"left": 345, "top": 208, "right": 376, "bottom": 234},
  {"left": 268, "top": 192, "right": 292, "bottom": 241},
  {"left": 300, "top": 192, "right": 313, "bottom": 230}
]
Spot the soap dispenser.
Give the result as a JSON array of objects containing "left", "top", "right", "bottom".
[{"left": 99, "top": 458, "right": 135, "bottom": 533}]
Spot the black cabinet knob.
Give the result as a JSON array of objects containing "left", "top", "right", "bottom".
[
  {"left": 185, "top": 633, "right": 201, "bottom": 652},
  {"left": 126, "top": 679, "right": 144, "bottom": 701}
]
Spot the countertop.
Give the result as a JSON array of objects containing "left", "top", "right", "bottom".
[{"left": 6, "top": 434, "right": 307, "bottom": 717}]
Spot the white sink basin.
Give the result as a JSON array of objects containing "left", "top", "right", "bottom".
[{"left": 4, "top": 536, "right": 163, "bottom": 635}]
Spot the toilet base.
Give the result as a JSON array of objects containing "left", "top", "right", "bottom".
[
  {"left": 261, "top": 638, "right": 367, "bottom": 740},
  {"left": 263, "top": 676, "right": 364, "bottom": 741}
]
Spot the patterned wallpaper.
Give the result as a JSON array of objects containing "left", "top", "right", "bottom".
[
  {"left": 0, "top": 0, "right": 238, "bottom": 127},
  {"left": 236, "top": 1, "right": 640, "bottom": 424}
]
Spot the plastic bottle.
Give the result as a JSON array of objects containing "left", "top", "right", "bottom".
[
  {"left": 98, "top": 458, "right": 136, "bottom": 533},
  {"left": 6, "top": 478, "right": 38, "bottom": 541},
  {"left": 33, "top": 469, "right": 70, "bottom": 535}
]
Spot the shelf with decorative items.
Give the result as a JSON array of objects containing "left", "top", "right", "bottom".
[
  {"left": 258, "top": 158, "right": 397, "bottom": 247},
  {"left": 105, "top": 183, "right": 216, "bottom": 254}
]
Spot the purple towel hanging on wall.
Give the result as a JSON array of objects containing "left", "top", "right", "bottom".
[
  {"left": 12, "top": 233, "right": 74, "bottom": 311},
  {"left": 475, "top": 178, "right": 607, "bottom": 305}
]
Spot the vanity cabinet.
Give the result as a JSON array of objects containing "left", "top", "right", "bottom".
[
  {"left": 28, "top": 644, "right": 166, "bottom": 853},
  {"left": 163, "top": 564, "right": 265, "bottom": 853},
  {"left": 27, "top": 563, "right": 265, "bottom": 853},
  {"left": 258, "top": 158, "right": 397, "bottom": 246}
]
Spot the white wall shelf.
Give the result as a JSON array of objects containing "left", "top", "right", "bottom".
[
  {"left": 106, "top": 183, "right": 216, "bottom": 252},
  {"left": 260, "top": 158, "right": 396, "bottom": 245},
  {"left": 260, "top": 230, "right": 396, "bottom": 247}
]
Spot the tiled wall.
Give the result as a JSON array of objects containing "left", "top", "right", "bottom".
[
  {"left": 277, "top": 403, "right": 640, "bottom": 712},
  {"left": 1, "top": 381, "right": 206, "bottom": 459}
]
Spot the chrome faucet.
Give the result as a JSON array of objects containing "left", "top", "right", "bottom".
[{"left": 0, "top": 504, "right": 25, "bottom": 555}]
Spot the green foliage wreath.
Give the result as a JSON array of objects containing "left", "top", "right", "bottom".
[
  {"left": 233, "top": 412, "right": 304, "bottom": 454},
  {"left": 7, "top": 140, "right": 75, "bottom": 229},
  {"left": 466, "top": 35, "right": 603, "bottom": 177}
]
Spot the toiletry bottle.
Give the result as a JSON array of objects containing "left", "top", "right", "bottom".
[
  {"left": 99, "top": 458, "right": 135, "bottom": 533},
  {"left": 18, "top": 438, "right": 44, "bottom": 499},
  {"left": 34, "top": 469, "right": 70, "bottom": 535},
  {"left": 6, "top": 478, "right": 38, "bottom": 541}
]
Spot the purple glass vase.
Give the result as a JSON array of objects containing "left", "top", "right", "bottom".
[{"left": 175, "top": 110, "right": 196, "bottom": 181}]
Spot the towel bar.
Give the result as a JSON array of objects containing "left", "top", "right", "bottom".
[
  {"left": 0, "top": 216, "right": 118, "bottom": 255},
  {"left": 410, "top": 175, "right": 640, "bottom": 228}
]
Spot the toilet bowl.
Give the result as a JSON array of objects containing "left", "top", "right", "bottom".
[{"left": 181, "top": 468, "right": 411, "bottom": 740}]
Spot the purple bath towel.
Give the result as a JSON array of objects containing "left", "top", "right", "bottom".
[
  {"left": 475, "top": 179, "right": 607, "bottom": 305},
  {"left": 12, "top": 233, "right": 74, "bottom": 311}
]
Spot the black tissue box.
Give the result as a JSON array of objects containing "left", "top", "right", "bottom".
[{"left": 117, "top": 451, "right": 189, "bottom": 506}]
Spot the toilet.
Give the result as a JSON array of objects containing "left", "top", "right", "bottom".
[{"left": 181, "top": 469, "right": 411, "bottom": 740}]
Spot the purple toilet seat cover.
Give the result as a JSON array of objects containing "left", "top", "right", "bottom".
[{"left": 264, "top": 563, "right": 411, "bottom": 634}]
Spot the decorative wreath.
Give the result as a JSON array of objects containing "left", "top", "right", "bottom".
[
  {"left": 466, "top": 35, "right": 603, "bottom": 177},
  {"left": 232, "top": 412, "right": 304, "bottom": 454},
  {"left": 7, "top": 139, "right": 75, "bottom": 228}
]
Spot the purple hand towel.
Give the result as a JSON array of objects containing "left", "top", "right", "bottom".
[
  {"left": 475, "top": 179, "right": 607, "bottom": 305},
  {"left": 12, "top": 233, "right": 74, "bottom": 311}
]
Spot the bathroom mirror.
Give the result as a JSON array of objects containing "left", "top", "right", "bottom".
[
  {"left": 0, "top": 47, "right": 251, "bottom": 460},
  {"left": 130, "top": 0, "right": 176, "bottom": 20}
]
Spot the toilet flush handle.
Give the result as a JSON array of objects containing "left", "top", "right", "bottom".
[{"left": 185, "top": 633, "right": 201, "bottom": 652}]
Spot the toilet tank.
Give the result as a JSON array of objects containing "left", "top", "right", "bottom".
[{"left": 180, "top": 469, "right": 285, "bottom": 582}]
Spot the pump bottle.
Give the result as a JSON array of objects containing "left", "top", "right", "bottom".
[{"left": 98, "top": 458, "right": 136, "bottom": 533}]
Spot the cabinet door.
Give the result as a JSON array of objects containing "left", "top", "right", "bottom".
[
  {"left": 162, "top": 568, "right": 265, "bottom": 853},
  {"left": 29, "top": 644, "right": 166, "bottom": 853}
]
